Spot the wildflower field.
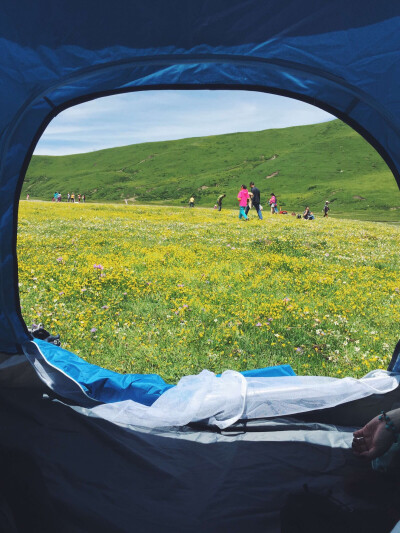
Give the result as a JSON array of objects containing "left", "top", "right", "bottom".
[{"left": 18, "top": 201, "right": 400, "bottom": 383}]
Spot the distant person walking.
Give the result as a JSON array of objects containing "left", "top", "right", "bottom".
[
  {"left": 82, "top": 194, "right": 85, "bottom": 203},
  {"left": 71, "top": 193, "right": 75, "bottom": 203},
  {"left": 217, "top": 194, "right": 226, "bottom": 211},
  {"left": 249, "top": 181, "right": 263, "bottom": 220},
  {"left": 78, "top": 194, "right": 81, "bottom": 203},
  {"left": 67, "top": 192, "right": 71, "bottom": 202},
  {"left": 189, "top": 196, "right": 195, "bottom": 208},
  {"left": 237, "top": 185, "right": 250, "bottom": 221},
  {"left": 323, "top": 200, "right": 330, "bottom": 217},
  {"left": 269, "top": 193, "right": 277, "bottom": 214}
]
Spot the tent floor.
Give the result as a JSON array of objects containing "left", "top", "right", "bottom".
[{"left": 1, "top": 386, "right": 400, "bottom": 532}]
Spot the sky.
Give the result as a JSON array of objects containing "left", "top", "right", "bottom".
[{"left": 34, "top": 90, "right": 335, "bottom": 156}]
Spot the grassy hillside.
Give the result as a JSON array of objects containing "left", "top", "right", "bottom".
[{"left": 24, "top": 120, "right": 400, "bottom": 220}]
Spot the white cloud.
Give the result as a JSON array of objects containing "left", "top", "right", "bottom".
[{"left": 34, "top": 90, "right": 334, "bottom": 156}]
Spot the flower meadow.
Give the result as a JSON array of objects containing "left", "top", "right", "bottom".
[{"left": 17, "top": 201, "right": 400, "bottom": 383}]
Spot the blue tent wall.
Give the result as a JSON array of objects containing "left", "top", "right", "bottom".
[{"left": 0, "top": 0, "right": 399, "bottom": 354}]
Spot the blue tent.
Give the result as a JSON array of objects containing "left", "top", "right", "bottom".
[{"left": 1, "top": 2, "right": 400, "bottom": 531}]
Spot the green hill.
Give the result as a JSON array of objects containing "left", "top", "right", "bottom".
[{"left": 23, "top": 120, "right": 400, "bottom": 221}]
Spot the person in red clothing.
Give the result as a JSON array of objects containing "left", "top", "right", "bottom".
[{"left": 237, "top": 185, "right": 250, "bottom": 221}]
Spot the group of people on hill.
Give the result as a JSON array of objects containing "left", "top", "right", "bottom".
[
  {"left": 237, "top": 185, "right": 330, "bottom": 221},
  {"left": 238, "top": 186, "right": 331, "bottom": 221},
  {"left": 67, "top": 192, "right": 85, "bottom": 203},
  {"left": 237, "top": 182, "right": 264, "bottom": 221},
  {"left": 50, "top": 192, "right": 86, "bottom": 203},
  {"left": 191, "top": 188, "right": 331, "bottom": 221}
]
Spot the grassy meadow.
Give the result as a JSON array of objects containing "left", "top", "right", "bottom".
[
  {"left": 24, "top": 120, "right": 400, "bottom": 221},
  {"left": 17, "top": 201, "right": 400, "bottom": 383}
]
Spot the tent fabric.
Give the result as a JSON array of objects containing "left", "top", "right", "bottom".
[
  {"left": 22, "top": 340, "right": 400, "bottom": 429},
  {"left": 0, "top": 1, "right": 399, "bottom": 356},
  {"left": 24, "top": 339, "right": 173, "bottom": 406},
  {"left": 388, "top": 339, "right": 400, "bottom": 372},
  {"left": 25, "top": 338, "right": 295, "bottom": 407},
  {"left": 1, "top": 3, "right": 400, "bottom": 530},
  {"left": 1, "top": 386, "right": 400, "bottom": 532},
  {"left": 68, "top": 369, "right": 400, "bottom": 430}
]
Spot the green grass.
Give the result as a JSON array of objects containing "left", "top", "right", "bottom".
[
  {"left": 24, "top": 120, "right": 400, "bottom": 221},
  {"left": 18, "top": 201, "right": 400, "bottom": 383}
]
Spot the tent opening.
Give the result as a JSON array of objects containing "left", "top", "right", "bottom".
[{"left": 17, "top": 89, "right": 400, "bottom": 385}]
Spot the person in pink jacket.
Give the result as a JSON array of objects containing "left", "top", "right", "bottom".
[
  {"left": 237, "top": 185, "right": 250, "bottom": 221},
  {"left": 269, "top": 193, "right": 277, "bottom": 214}
]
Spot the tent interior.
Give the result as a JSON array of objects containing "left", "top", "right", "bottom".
[{"left": 0, "top": 1, "right": 400, "bottom": 531}]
